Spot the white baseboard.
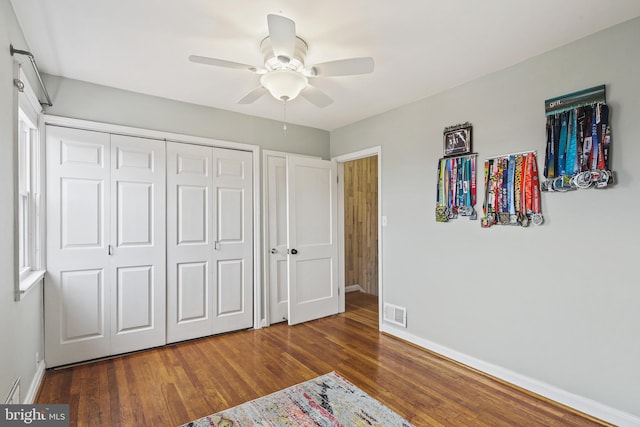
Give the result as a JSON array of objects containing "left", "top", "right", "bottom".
[
  {"left": 345, "top": 284, "right": 365, "bottom": 293},
  {"left": 381, "top": 324, "right": 640, "bottom": 427},
  {"left": 23, "top": 360, "right": 46, "bottom": 404}
]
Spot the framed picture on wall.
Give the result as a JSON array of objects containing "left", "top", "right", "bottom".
[{"left": 443, "top": 123, "right": 472, "bottom": 157}]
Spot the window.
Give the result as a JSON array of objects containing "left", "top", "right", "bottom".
[{"left": 16, "top": 65, "right": 44, "bottom": 298}]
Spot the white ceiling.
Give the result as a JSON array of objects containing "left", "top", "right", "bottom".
[{"left": 10, "top": 1, "right": 640, "bottom": 131}]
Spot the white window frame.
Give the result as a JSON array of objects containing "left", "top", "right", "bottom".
[{"left": 16, "top": 65, "right": 45, "bottom": 300}]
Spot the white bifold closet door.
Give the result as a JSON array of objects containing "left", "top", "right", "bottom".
[
  {"left": 45, "top": 126, "right": 166, "bottom": 367},
  {"left": 166, "top": 142, "right": 253, "bottom": 343}
]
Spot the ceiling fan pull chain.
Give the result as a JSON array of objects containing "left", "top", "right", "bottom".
[{"left": 283, "top": 98, "right": 288, "bottom": 134}]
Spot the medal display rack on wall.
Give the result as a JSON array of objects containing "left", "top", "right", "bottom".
[
  {"left": 480, "top": 150, "right": 544, "bottom": 228},
  {"left": 435, "top": 153, "right": 478, "bottom": 222},
  {"left": 541, "top": 85, "right": 614, "bottom": 192}
]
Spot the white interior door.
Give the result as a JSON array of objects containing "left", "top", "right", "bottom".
[
  {"left": 109, "top": 134, "right": 166, "bottom": 355},
  {"left": 286, "top": 156, "right": 339, "bottom": 325},
  {"left": 267, "top": 155, "right": 289, "bottom": 324},
  {"left": 167, "top": 142, "right": 253, "bottom": 343},
  {"left": 46, "top": 126, "right": 112, "bottom": 366}
]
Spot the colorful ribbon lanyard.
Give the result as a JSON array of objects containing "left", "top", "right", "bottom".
[
  {"left": 437, "top": 159, "right": 445, "bottom": 220},
  {"left": 544, "top": 115, "right": 555, "bottom": 179},
  {"left": 566, "top": 109, "right": 578, "bottom": 175},
  {"left": 514, "top": 156, "right": 521, "bottom": 212},
  {"left": 470, "top": 156, "right": 476, "bottom": 209},
  {"left": 500, "top": 158, "right": 509, "bottom": 223},
  {"left": 600, "top": 104, "right": 610, "bottom": 170},
  {"left": 491, "top": 160, "right": 499, "bottom": 217},
  {"left": 590, "top": 107, "right": 600, "bottom": 171},
  {"left": 581, "top": 107, "right": 592, "bottom": 172},
  {"left": 557, "top": 112, "right": 568, "bottom": 176},
  {"left": 481, "top": 160, "right": 491, "bottom": 227},
  {"left": 526, "top": 153, "right": 543, "bottom": 225},
  {"left": 507, "top": 156, "right": 516, "bottom": 223}
]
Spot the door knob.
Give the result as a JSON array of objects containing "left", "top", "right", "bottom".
[
  {"left": 270, "top": 248, "right": 277, "bottom": 254},
  {"left": 290, "top": 248, "right": 298, "bottom": 255}
]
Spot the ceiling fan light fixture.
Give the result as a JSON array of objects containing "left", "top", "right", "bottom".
[{"left": 260, "top": 69, "right": 308, "bottom": 101}]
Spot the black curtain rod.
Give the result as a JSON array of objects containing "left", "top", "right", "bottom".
[{"left": 10, "top": 44, "right": 53, "bottom": 107}]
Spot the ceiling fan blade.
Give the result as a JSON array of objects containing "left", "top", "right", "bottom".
[
  {"left": 238, "top": 86, "right": 268, "bottom": 104},
  {"left": 267, "top": 14, "right": 296, "bottom": 60},
  {"left": 300, "top": 85, "right": 333, "bottom": 108},
  {"left": 312, "top": 57, "right": 375, "bottom": 77},
  {"left": 189, "top": 55, "right": 256, "bottom": 72}
]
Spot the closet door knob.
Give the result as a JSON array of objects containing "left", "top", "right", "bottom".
[{"left": 270, "top": 248, "right": 277, "bottom": 254}]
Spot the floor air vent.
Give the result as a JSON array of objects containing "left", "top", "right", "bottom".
[{"left": 383, "top": 303, "right": 407, "bottom": 328}]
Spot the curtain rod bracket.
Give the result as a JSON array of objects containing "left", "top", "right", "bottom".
[{"left": 9, "top": 44, "right": 53, "bottom": 107}]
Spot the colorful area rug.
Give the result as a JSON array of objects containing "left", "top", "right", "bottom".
[{"left": 180, "top": 371, "right": 413, "bottom": 426}]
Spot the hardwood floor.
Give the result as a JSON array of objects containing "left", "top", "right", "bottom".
[{"left": 36, "top": 292, "right": 610, "bottom": 426}]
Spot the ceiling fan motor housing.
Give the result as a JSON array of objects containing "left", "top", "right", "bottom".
[{"left": 260, "top": 36, "right": 308, "bottom": 72}]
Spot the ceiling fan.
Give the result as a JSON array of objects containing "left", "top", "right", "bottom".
[{"left": 189, "top": 14, "right": 374, "bottom": 108}]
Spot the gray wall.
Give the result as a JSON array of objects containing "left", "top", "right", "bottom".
[
  {"left": 331, "top": 17, "right": 640, "bottom": 417},
  {"left": 0, "top": 0, "right": 45, "bottom": 404},
  {"left": 42, "top": 74, "right": 330, "bottom": 159}
]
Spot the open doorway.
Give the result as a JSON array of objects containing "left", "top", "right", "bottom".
[
  {"left": 343, "top": 155, "right": 378, "bottom": 296},
  {"left": 335, "top": 147, "right": 382, "bottom": 327}
]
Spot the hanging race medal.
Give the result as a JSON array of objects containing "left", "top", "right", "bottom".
[
  {"left": 436, "top": 158, "right": 448, "bottom": 222},
  {"left": 529, "top": 153, "right": 544, "bottom": 225}
]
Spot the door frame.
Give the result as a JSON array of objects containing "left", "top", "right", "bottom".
[
  {"left": 333, "top": 147, "right": 382, "bottom": 329},
  {"left": 44, "top": 115, "right": 263, "bottom": 331}
]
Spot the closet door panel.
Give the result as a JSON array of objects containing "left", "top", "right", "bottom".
[
  {"left": 211, "top": 148, "right": 253, "bottom": 334},
  {"left": 45, "top": 126, "right": 111, "bottom": 367},
  {"left": 110, "top": 135, "right": 166, "bottom": 355},
  {"left": 166, "top": 142, "right": 215, "bottom": 343}
]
